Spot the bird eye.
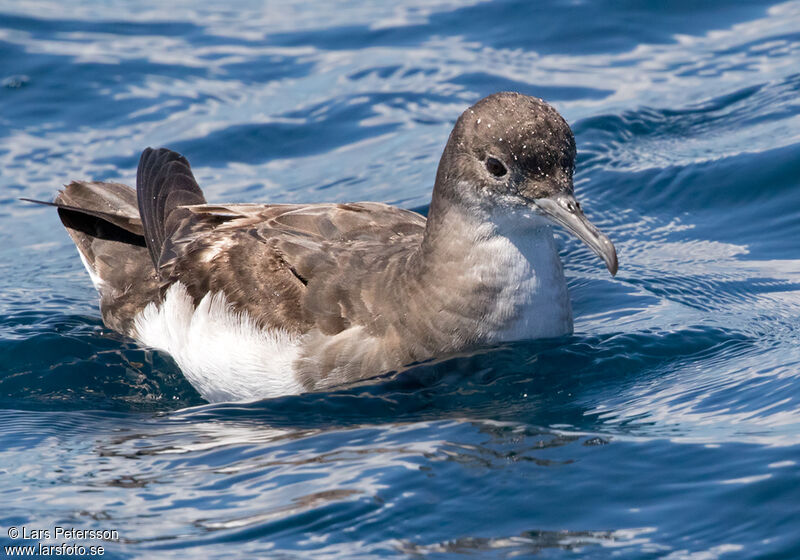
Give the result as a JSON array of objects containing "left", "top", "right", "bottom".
[{"left": 485, "top": 157, "right": 507, "bottom": 177}]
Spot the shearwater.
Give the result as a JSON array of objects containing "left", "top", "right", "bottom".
[{"left": 28, "top": 92, "right": 618, "bottom": 402}]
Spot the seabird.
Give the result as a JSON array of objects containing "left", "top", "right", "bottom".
[{"left": 29, "top": 92, "right": 618, "bottom": 402}]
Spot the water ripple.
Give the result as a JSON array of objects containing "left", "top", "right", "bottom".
[{"left": 2, "top": 0, "right": 800, "bottom": 557}]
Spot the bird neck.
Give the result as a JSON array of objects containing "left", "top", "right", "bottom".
[{"left": 403, "top": 189, "right": 574, "bottom": 347}]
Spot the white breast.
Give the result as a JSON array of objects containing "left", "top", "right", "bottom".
[
  {"left": 133, "top": 283, "right": 303, "bottom": 402},
  {"left": 472, "top": 216, "right": 573, "bottom": 342}
]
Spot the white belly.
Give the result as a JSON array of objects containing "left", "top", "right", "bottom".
[{"left": 133, "top": 283, "right": 303, "bottom": 402}]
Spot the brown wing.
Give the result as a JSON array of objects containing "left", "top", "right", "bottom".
[{"left": 158, "top": 202, "right": 427, "bottom": 336}]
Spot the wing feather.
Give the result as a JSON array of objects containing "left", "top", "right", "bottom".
[{"left": 158, "top": 202, "right": 426, "bottom": 335}]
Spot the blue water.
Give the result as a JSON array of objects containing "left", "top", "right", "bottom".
[{"left": 2, "top": 0, "right": 800, "bottom": 558}]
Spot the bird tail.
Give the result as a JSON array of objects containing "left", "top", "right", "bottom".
[{"left": 23, "top": 181, "right": 159, "bottom": 334}]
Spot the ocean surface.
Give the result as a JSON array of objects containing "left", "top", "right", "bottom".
[{"left": 1, "top": 1, "right": 800, "bottom": 558}]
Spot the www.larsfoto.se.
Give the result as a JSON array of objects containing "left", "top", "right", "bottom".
[{"left": 4, "top": 542, "right": 106, "bottom": 556}]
